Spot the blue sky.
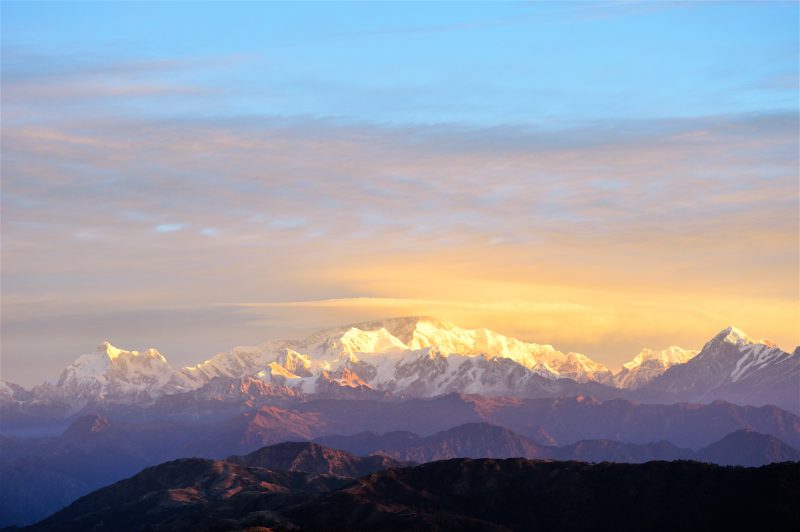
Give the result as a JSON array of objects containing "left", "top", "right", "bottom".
[
  {"left": 4, "top": 1, "right": 797, "bottom": 125},
  {"left": 1, "top": 1, "right": 798, "bottom": 385}
]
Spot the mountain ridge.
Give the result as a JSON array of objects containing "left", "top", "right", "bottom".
[
  {"left": 3, "top": 320, "right": 798, "bottom": 418},
  {"left": 3, "top": 414, "right": 798, "bottom": 528},
  {"left": 640, "top": 324, "right": 798, "bottom": 410},
  {"left": 19, "top": 454, "right": 800, "bottom": 532}
]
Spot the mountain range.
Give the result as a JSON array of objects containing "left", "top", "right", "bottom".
[
  {"left": 642, "top": 326, "right": 800, "bottom": 410},
  {"left": 318, "top": 422, "right": 800, "bottom": 465},
  {"left": 2, "top": 317, "right": 799, "bottom": 528},
  {"left": 3, "top": 318, "right": 798, "bottom": 418},
  {"left": 16, "top": 441, "right": 800, "bottom": 532},
  {"left": 3, "top": 400, "right": 799, "bottom": 527}
]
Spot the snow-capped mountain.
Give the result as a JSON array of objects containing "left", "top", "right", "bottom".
[
  {"left": 0, "top": 380, "right": 32, "bottom": 402},
  {"left": 5, "top": 320, "right": 796, "bottom": 412},
  {"left": 615, "top": 346, "right": 698, "bottom": 389},
  {"left": 181, "top": 344, "right": 273, "bottom": 386},
  {"left": 640, "top": 326, "right": 799, "bottom": 411},
  {"left": 53, "top": 341, "right": 188, "bottom": 402},
  {"left": 4, "top": 318, "right": 616, "bottom": 407},
  {"left": 185, "top": 317, "right": 612, "bottom": 389},
  {"left": 176, "top": 317, "right": 614, "bottom": 397}
]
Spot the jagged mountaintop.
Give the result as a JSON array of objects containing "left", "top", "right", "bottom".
[
  {"left": 615, "top": 346, "right": 698, "bottom": 389},
  {"left": 7, "top": 321, "right": 797, "bottom": 410},
  {"left": 640, "top": 325, "right": 797, "bottom": 410},
  {"left": 37, "top": 317, "right": 620, "bottom": 403},
  {"left": 53, "top": 341, "right": 186, "bottom": 401}
]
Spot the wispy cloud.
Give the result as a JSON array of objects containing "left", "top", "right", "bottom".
[
  {"left": 3, "top": 112, "right": 796, "bottom": 291},
  {"left": 3, "top": 108, "right": 796, "bottom": 368},
  {"left": 1, "top": 4, "right": 798, "bottom": 384},
  {"left": 235, "top": 297, "right": 594, "bottom": 314},
  {"left": 155, "top": 224, "right": 185, "bottom": 233},
  {"left": 1, "top": 48, "right": 248, "bottom": 118}
]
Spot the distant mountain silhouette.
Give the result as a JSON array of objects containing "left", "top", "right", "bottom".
[
  {"left": 315, "top": 430, "right": 421, "bottom": 455},
  {"left": 330, "top": 422, "right": 798, "bottom": 466},
  {"left": 553, "top": 438, "right": 693, "bottom": 462},
  {"left": 696, "top": 428, "right": 800, "bottom": 466},
  {"left": 372, "top": 422, "right": 551, "bottom": 461},
  {"left": 226, "top": 441, "right": 410, "bottom": 476}
]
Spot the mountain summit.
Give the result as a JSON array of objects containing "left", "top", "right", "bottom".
[
  {"left": 615, "top": 346, "right": 698, "bottom": 389},
  {"left": 6, "top": 320, "right": 797, "bottom": 412},
  {"left": 54, "top": 342, "right": 185, "bottom": 401},
  {"left": 641, "top": 326, "right": 797, "bottom": 410},
  {"left": 180, "top": 316, "right": 616, "bottom": 397},
  {"left": 713, "top": 325, "right": 758, "bottom": 347}
]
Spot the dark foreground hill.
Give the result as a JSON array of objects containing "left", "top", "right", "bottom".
[
  {"left": 19, "top": 457, "right": 346, "bottom": 532},
  {"left": 21, "top": 457, "right": 800, "bottom": 531},
  {"left": 290, "top": 459, "right": 800, "bottom": 532}
]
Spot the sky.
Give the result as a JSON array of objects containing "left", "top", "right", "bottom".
[{"left": 1, "top": 1, "right": 798, "bottom": 386}]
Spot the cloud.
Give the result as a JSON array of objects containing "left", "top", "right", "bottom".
[
  {"left": 0, "top": 48, "right": 246, "bottom": 119},
  {"left": 1, "top": 47, "right": 252, "bottom": 84},
  {"left": 235, "top": 297, "right": 594, "bottom": 315},
  {"left": 1, "top": 46, "right": 797, "bottom": 383},
  {"left": 155, "top": 224, "right": 185, "bottom": 233},
  {"left": 224, "top": 291, "right": 798, "bottom": 367},
  {"left": 2, "top": 112, "right": 796, "bottom": 309}
]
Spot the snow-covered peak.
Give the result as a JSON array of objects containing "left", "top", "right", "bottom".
[
  {"left": 338, "top": 327, "right": 408, "bottom": 355},
  {"left": 616, "top": 345, "right": 698, "bottom": 389},
  {"left": 181, "top": 343, "right": 272, "bottom": 385},
  {"left": 395, "top": 318, "right": 611, "bottom": 383},
  {"left": 265, "top": 348, "right": 315, "bottom": 381},
  {"left": 699, "top": 326, "right": 786, "bottom": 371},
  {"left": 55, "top": 342, "right": 184, "bottom": 401},
  {"left": 277, "top": 349, "right": 313, "bottom": 374},
  {"left": 298, "top": 316, "right": 444, "bottom": 350},
  {"left": 96, "top": 341, "right": 167, "bottom": 364},
  {"left": 640, "top": 328, "right": 796, "bottom": 410},
  {"left": 370, "top": 318, "right": 607, "bottom": 382},
  {"left": 349, "top": 316, "right": 454, "bottom": 345},
  {"left": 714, "top": 326, "right": 757, "bottom": 347},
  {"left": 622, "top": 346, "right": 698, "bottom": 370},
  {"left": 99, "top": 341, "right": 121, "bottom": 358},
  {"left": 171, "top": 317, "right": 614, "bottom": 394}
]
